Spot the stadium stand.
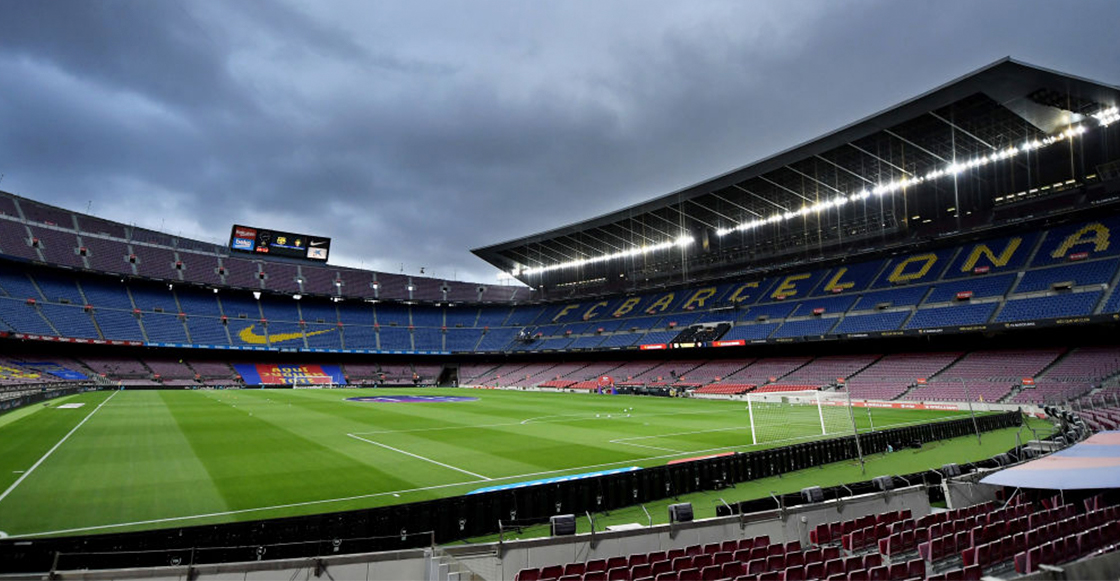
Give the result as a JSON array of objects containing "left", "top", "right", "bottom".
[{"left": 904, "top": 349, "right": 1064, "bottom": 403}]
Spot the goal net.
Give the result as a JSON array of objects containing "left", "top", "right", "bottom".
[{"left": 744, "top": 389, "right": 859, "bottom": 447}]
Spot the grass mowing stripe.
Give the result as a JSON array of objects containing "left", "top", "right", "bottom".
[{"left": 0, "top": 391, "right": 117, "bottom": 505}]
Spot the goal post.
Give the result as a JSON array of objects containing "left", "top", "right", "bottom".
[{"left": 744, "top": 389, "right": 858, "bottom": 447}]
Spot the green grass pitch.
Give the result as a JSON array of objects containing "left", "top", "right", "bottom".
[{"left": 0, "top": 387, "right": 993, "bottom": 539}]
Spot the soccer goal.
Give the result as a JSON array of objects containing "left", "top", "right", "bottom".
[{"left": 743, "top": 389, "right": 859, "bottom": 447}]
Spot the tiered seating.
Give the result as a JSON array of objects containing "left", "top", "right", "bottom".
[
  {"left": 831, "top": 311, "right": 910, "bottom": 334},
  {"left": 995, "top": 291, "right": 1103, "bottom": 323},
  {"left": 718, "top": 356, "right": 811, "bottom": 388},
  {"left": 904, "top": 302, "right": 998, "bottom": 329},
  {"left": 924, "top": 275, "right": 1016, "bottom": 303},
  {"left": 1010, "top": 346, "right": 1120, "bottom": 404},
  {"left": 81, "top": 357, "right": 148, "bottom": 380},
  {"left": 775, "top": 354, "right": 880, "bottom": 388},
  {"left": 675, "top": 360, "right": 753, "bottom": 386},
  {"left": 619, "top": 360, "right": 705, "bottom": 387},
  {"left": 188, "top": 360, "right": 239, "bottom": 385},
  {"left": 842, "top": 352, "right": 962, "bottom": 401},
  {"left": 515, "top": 535, "right": 917, "bottom": 581},
  {"left": 754, "top": 384, "right": 818, "bottom": 393},
  {"left": 1014, "top": 258, "right": 1119, "bottom": 292},
  {"left": 904, "top": 349, "right": 1063, "bottom": 403},
  {"left": 693, "top": 383, "right": 755, "bottom": 395}
]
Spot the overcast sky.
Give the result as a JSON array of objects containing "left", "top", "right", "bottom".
[{"left": 1, "top": 1, "right": 1118, "bottom": 284}]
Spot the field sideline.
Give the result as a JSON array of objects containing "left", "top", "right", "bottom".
[{"left": 0, "top": 388, "right": 973, "bottom": 538}]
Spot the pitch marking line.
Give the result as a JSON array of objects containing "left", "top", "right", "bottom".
[
  {"left": 0, "top": 391, "right": 118, "bottom": 505},
  {"left": 346, "top": 433, "right": 492, "bottom": 480}
]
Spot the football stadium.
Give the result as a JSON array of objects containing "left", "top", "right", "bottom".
[{"left": 1, "top": 58, "right": 1120, "bottom": 581}]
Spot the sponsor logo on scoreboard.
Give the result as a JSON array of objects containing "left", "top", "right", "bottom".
[
  {"left": 307, "top": 246, "right": 328, "bottom": 260},
  {"left": 231, "top": 237, "right": 255, "bottom": 251}
]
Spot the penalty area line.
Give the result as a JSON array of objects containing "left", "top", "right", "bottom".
[
  {"left": 346, "top": 433, "right": 492, "bottom": 480},
  {"left": 0, "top": 391, "right": 118, "bottom": 506}
]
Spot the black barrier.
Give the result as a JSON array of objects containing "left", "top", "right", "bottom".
[{"left": 0, "top": 410, "right": 1023, "bottom": 573}]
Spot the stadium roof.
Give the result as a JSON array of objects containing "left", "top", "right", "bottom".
[
  {"left": 473, "top": 58, "right": 1120, "bottom": 285},
  {"left": 979, "top": 431, "right": 1120, "bottom": 490}
]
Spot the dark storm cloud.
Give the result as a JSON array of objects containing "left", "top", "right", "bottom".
[{"left": 1, "top": 0, "right": 1118, "bottom": 283}]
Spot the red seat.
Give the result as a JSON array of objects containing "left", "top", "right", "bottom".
[
  {"left": 722, "top": 562, "right": 746, "bottom": 579},
  {"left": 824, "top": 559, "right": 844, "bottom": 578},
  {"left": 648, "top": 552, "right": 667, "bottom": 565},
  {"left": 540, "top": 565, "right": 564, "bottom": 581},
  {"left": 692, "top": 555, "right": 713, "bottom": 571},
  {"left": 587, "top": 560, "right": 608, "bottom": 573},
  {"left": 564, "top": 564, "right": 585, "bottom": 577},
  {"left": 805, "top": 562, "right": 825, "bottom": 580},
  {"left": 700, "top": 565, "right": 723, "bottom": 581},
  {"left": 516, "top": 568, "right": 540, "bottom": 581},
  {"left": 810, "top": 524, "right": 830, "bottom": 545},
  {"left": 823, "top": 547, "right": 841, "bottom": 561},
  {"left": 681, "top": 568, "right": 703, "bottom": 581},
  {"left": 668, "top": 548, "right": 686, "bottom": 561},
  {"left": 685, "top": 545, "right": 703, "bottom": 557},
  {"left": 558, "top": 575, "right": 581, "bottom": 581},
  {"left": 607, "top": 568, "right": 630, "bottom": 581},
  {"left": 672, "top": 557, "right": 693, "bottom": 572},
  {"left": 906, "top": 559, "right": 924, "bottom": 579},
  {"left": 747, "top": 558, "right": 766, "bottom": 574},
  {"left": 868, "top": 565, "right": 888, "bottom": 581},
  {"left": 631, "top": 565, "right": 651, "bottom": 580},
  {"left": 650, "top": 561, "right": 672, "bottom": 577},
  {"left": 862, "top": 554, "right": 881, "bottom": 569},
  {"left": 713, "top": 552, "right": 734, "bottom": 566},
  {"left": 585, "top": 572, "right": 607, "bottom": 581},
  {"left": 734, "top": 549, "right": 752, "bottom": 563},
  {"left": 785, "top": 552, "right": 804, "bottom": 568},
  {"left": 766, "top": 554, "right": 786, "bottom": 572},
  {"left": 654, "top": 572, "right": 676, "bottom": 581},
  {"left": 803, "top": 549, "right": 822, "bottom": 564},
  {"left": 847, "top": 569, "right": 869, "bottom": 581},
  {"left": 609, "top": 557, "right": 629, "bottom": 570},
  {"left": 768, "top": 544, "right": 785, "bottom": 557},
  {"left": 721, "top": 541, "right": 739, "bottom": 553}
]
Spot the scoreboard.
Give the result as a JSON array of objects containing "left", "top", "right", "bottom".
[{"left": 229, "top": 225, "right": 331, "bottom": 262}]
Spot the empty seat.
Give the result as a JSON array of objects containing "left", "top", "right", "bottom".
[{"left": 515, "top": 568, "right": 540, "bottom": 581}]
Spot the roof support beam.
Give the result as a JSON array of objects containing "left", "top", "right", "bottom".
[
  {"left": 731, "top": 184, "right": 789, "bottom": 212},
  {"left": 884, "top": 129, "right": 948, "bottom": 163},
  {"left": 710, "top": 192, "right": 764, "bottom": 218},
  {"left": 758, "top": 175, "right": 814, "bottom": 204},
  {"left": 847, "top": 142, "right": 914, "bottom": 177},
  {"left": 928, "top": 111, "right": 997, "bottom": 151},
  {"left": 686, "top": 198, "right": 736, "bottom": 226},
  {"left": 814, "top": 154, "right": 876, "bottom": 185},
  {"left": 783, "top": 165, "right": 846, "bottom": 197}
]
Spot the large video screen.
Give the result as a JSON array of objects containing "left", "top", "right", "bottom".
[{"left": 229, "top": 224, "right": 331, "bottom": 262}]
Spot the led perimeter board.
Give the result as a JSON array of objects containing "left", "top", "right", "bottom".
[{"left": 229, "top": 224, "right": 331, "bottom": 262}]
